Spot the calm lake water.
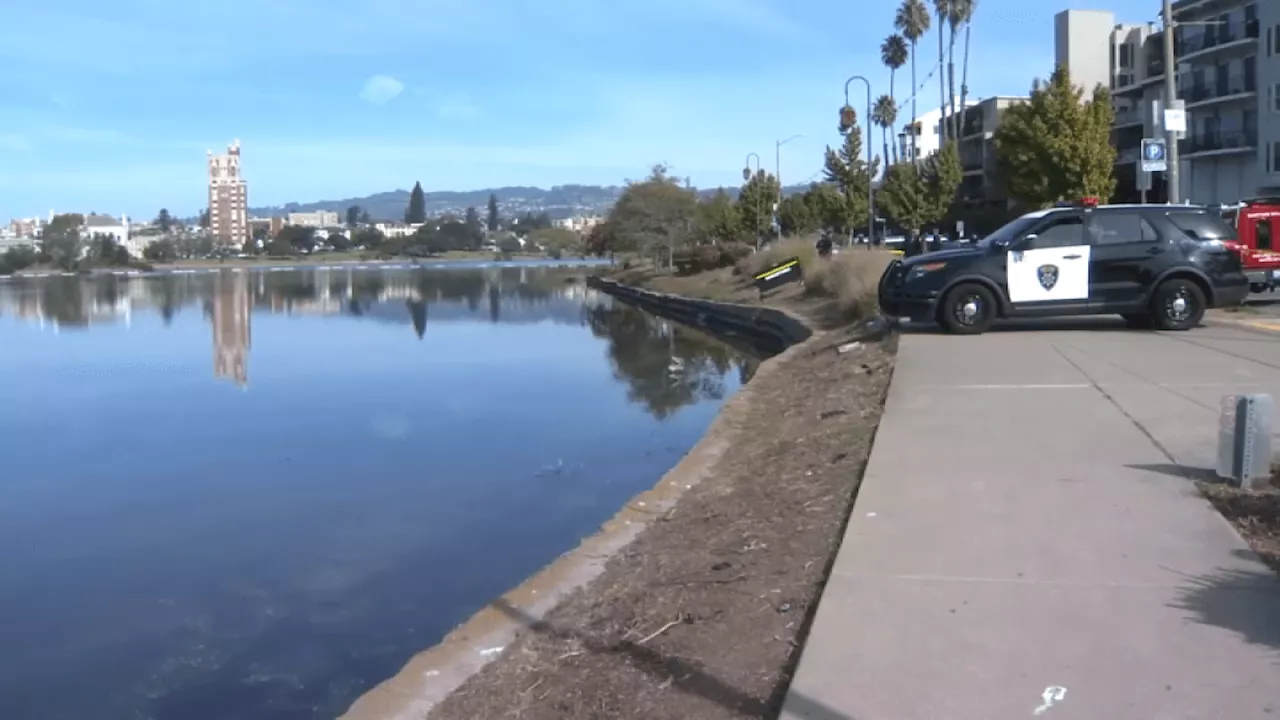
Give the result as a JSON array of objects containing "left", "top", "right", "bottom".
[{"left": 0, "top": 264, "right": 754, "bottom": 720}]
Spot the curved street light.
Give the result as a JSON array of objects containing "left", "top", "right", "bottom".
[
  {"left": 744, "top": 152, "right": 762, "bottom": 248},
  {"left": 841, "top": 75, "right": 876, "bottom": 246}
]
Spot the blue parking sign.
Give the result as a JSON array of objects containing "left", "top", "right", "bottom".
[{"left": 1141, "top": 138, "right": 1167, "bottom": 172}]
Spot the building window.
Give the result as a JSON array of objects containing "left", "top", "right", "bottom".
[
  {"left": 1274, "top": 142, "right": 1280, "bottom": 173},
  {"left": 1274, "top": 82, "right": 1280, "bottom": 112},
  {"left": 1119, "top": 43, "right": 1133, "bottom": 69}
]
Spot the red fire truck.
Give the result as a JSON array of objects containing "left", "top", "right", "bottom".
[{"left": 1215, "top": 197, "right": 1280, "bottom": 293}]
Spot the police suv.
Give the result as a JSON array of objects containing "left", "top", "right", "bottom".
[{"left": 877, "top": 198, "right": 1249, "bottom": 334}]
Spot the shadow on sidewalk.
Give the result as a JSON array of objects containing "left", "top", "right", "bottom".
[
  {"left": 899, "top": 316, "right": 1141, "bottom": 335},
  {"left": 1167, "top": 550, "right": 1280, "bottom": 658},
  {"left": 487, "top": 598, "right": 855, "bottom": 719},
  {"left": 1126, "top": 463, "right": 1222, "bottom": 483}
]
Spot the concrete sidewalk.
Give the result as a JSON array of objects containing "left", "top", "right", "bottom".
[{"left": 782, "top": 320, "right": 1280, "bottom": 720}]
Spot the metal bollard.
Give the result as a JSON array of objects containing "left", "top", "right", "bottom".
[{"left": 1216, "top": 394, "right": 1273, "bottom": 489}]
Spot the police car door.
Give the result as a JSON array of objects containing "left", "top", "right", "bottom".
[{"left": 1006, "top": 213, "right": 1090, "bottom": 307}]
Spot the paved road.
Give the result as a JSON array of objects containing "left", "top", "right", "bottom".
[{"left": 782, "top": 318, "right": 1280, "bottom": 720}]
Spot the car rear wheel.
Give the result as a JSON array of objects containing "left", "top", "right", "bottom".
[
  {"left": 1151, "top": 278, "right": 1205, "bottom": 331},
  {"left": 939, "top": 283, "right": 996, "bottom": 335}
]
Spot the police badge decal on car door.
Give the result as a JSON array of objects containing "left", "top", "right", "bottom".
[{"left": 1007, "top": 246, "right": 1090, "bottom": 303}]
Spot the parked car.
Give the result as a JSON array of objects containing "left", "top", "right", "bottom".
[{"left": 877, "top": 198, "right": 1250, "bottom": 334}]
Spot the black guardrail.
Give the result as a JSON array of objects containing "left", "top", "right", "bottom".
[{"left": 586, "top": 276, "right": 812, "bottom": 358}]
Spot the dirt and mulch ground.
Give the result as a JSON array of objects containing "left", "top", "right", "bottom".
[
  {"left": 1199, "top": 472, "right": 1280, "bottom": 574},
  {"left": 427, "top": 270, "right": 895, "bottom": 720}
]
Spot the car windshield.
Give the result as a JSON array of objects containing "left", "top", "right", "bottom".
[
  {"left": 1168, "top": 211, "right": 1239, "bottom": 242},
  {"left": 976, "top": 214, "right": 1043, "bottom": 248}
]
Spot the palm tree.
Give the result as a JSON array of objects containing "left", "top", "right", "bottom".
[
  {"left": 872, "top": 95, "right": 898, "bottom": 173},
  {"left": 880, "top": 34, "right": 909, "bottom": 162},
  {"left": 895, "top": 0, "right": 931, "bottom": 162},
  {"left": 933, "top": 0, "right": 953, "bottom": 142},
  {"left": 956, "top": 0, "right": 977, "bottom": 140}
]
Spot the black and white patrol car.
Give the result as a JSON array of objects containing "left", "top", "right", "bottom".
[{"left": 877, "top": 199, "right": 1250, "bottom": 334}]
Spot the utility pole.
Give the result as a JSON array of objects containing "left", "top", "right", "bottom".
[
  {"left": 775, "top": 135, "right": 802, "bottom": 244},
  {"left": 1162, "top": 0, "right": 1181, "bottom": 204}
]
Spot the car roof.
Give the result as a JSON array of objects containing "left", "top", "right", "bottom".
[{"left": 1021, "top": 204, "right": 1213, "bottom": 220}]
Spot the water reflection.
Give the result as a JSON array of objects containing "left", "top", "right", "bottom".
[
  {"left": 0, "top": 267, "right": 758, "bottom": 720},
  {"left": 0, "top": 268, "right": 754, "bottom": 418}
]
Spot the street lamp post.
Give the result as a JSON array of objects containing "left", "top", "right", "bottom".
[
  {"left": 841, "top": 75, "right": 875, "bottom": 246},
  {"left": 743, "top": 153, "right": 762, "bottom": 249},
  {"left": 775, "top": 135, "right": 802, "bottom": 244}
]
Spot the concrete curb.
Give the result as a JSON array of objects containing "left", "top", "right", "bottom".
[{"left": 586, "top": 276, "right": 813, "bottom": 357}]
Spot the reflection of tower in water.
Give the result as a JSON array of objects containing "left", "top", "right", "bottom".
[{"left": 212, "top": 270, "right": 251, "bottom": 387}]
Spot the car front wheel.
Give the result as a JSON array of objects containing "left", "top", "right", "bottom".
[
  {"left": 939, "top": 283, "right": 996, "bottom": 335},
  {"left": 1151, "top": 278, "right": 1205, "bottom": 331}
]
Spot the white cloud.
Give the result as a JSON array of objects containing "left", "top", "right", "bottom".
[{"left": 358, "top": 75, "right": 405, "bottom": 105}]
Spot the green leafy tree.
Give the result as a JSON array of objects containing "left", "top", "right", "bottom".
[
  {"left": 586, "top": 221, "right": 617, "bottom": 257},
  {"left": 697, "top": 188, "right": 742, "bottom": 244},
  {"left": 463, "top": 206, "right": 484, "bottom": 248},
  {"left": 405, "top": 181, "right": 427, "bottom": 223},
  {"left": 994, "top": 66, "right": 1116, "bottom": 208},
  {"left": 529, "top": 227, "right": 580, "bottom": 256},
  {"left": 487, "top": 193, "right": 500, "bottom": 232},
  {"left": 822, "top": 118, "right": 878, "bottom": 235},
  {"left": 271, "top": 225, "right": 315, "bottom": 254},
  {"left": 496, "top": 234, "right": 524, "bottom": 253},
  {"left": 608, "top": 164, "right": 699, "bottom": 267},
  {"left": 879, "top": 142, "right": 962, "bottom": 239},
  {"left": 346, "top": 205, "right": 361, "bottom": 228},
  {"left": 154, "top": 208, "right": 173, "bottom": 233},
  {"left": 328, "top": 232, "right": 351, "bottom": 251},
  {"left": 3, "top": 245, "right": 37, "bottom": 271},
  {"left": 144, "top": 239, "right": 178, "bottom": 263},
  {"left": 778, "top": 193, "right": 816, "bottom": 236},
  {"left": 42, "top": 213, "right": 84, "bottom": 270},
  {"left": 737, "top": 170, "right": 780, "bottom": 245},
  {"left": 353, "top": 226, "right": 384, "bottom": 250},
  {"left": 198, "top": 208, "right": 210, "bottom": 229}
]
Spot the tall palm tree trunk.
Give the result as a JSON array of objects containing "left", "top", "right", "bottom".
[
  {"left": 889, "top": 70, "right": 899, "bottom": 163},
  {"left": 937, "top": 18, "right": 947, "bottom": 143},
  {"left": 948, "top": 25, "right": 958, "bottom": 142},
  {"left": 910, "top": 44, "right": 918, "bottom": 161},
  {"left": 960, "top": 24, "right": 971, "bottom": 140}
]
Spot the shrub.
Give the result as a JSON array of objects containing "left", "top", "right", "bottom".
[
  {"left": 673, "top": 242, "right": 755, "bottom": 276},
  {"left": 804, "top": 249, "right": 895, "bottom": 321},
  {"left": 738, "top": 237, "right": 819, "bottom": 278}
]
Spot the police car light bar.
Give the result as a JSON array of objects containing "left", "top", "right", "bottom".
[{"left": 1080, "top": 196, "right": 1099, "bottom": 207}]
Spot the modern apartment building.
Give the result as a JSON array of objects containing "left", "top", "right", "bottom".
[
  {"left": 286, "top": 210, "right": 340, "bottom": 228},
  {"left": 1060, "top": 2, "right": 1270, "bottom": 204},
  {"left": 207, "top": 140, "right": 248, "bottom": 250},
  {"left": 955, "top": 96, "right": 1030, "bottom": 212}
]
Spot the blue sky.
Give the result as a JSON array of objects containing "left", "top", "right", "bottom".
[{"left": 0, "top": 0, "right": 1155, "bottom": 220}]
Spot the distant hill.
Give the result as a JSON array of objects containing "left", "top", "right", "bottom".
[{"left": 249, "top": 183, "right": 814, "bottom": 222}]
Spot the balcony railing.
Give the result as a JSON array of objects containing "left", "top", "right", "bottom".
[
  {"left": 1183, "top": 73, "right": 1257, "bottom": 103},
  {"left": 1177, "top": 19, "right": 1260, "bottom": 56},
  {"left": 1114, "top": 107, "right": 1143, "bottom": 125},
  {"left": 1179, "top": 130, "right": 1257, "bottom": 155}
]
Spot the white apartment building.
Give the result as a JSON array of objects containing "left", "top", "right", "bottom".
[
  {"left": 895, "top": 102, "right": 980, "bottom": 162},
  {"left": 287, "top": 210, "right": 340, "bottom": 228},
  {"left": 82, "top": 214, "right": 146, "bottom": 257},
  {"left": 1058, "top": 2, "right": 1271, "bottom": 204},
  {"left": 552, "top": 215, "right": 602, "bottom": 232}
]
